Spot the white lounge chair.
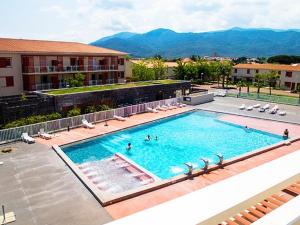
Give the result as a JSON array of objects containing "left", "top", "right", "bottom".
[
  {"left": 147, "top": 107, "right": 158, "bottom": 113},
  {"left": 176, "top": 103, "right": 187, "bottom": 108},
  {"left": 269, "top": 105, "right": 279, "bottom": 114},
  {"left": 278, "top": 110, "right": 287, "bottom": 116},
  {"left": 246, "top": 106, "right": 253, "bottom": 111},
  {"left": 259, "top": 104, "right": 270, "bottom": 112},
  {"left": 156, "top": 106, "right": 167, "bottom": 111},
  {"left": 253, "top": 104, "right": 261, "bottom": 108},
  {"left": 38, "top": 128, "right": 53, "bottom": 140},
  {"left": 114, "top": 115, "right": 126, "bottom": 121},
  {"left": 166, "top": 104, "right": 177, "bottom": 110},
  {"left": 239, "top": 104, "right": 246, "bottom": 110},
  {"left": 21, "top": 133, "right": 35, "bottom": 144},
  {"left": 82, "top": 119, "right": 95, "bottom": 129}
]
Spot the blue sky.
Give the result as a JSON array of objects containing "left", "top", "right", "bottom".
[{"left": 1, "top": 0, "right": 299, "bottom": 43}]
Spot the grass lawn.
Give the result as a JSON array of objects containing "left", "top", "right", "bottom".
[
  {"left": 46, "top": 80, "right": 180, "bottom": 95},
  {"left": 227, "top": 92, "right": 300, "bottom": 106}
]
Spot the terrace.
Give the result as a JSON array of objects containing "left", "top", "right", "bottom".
[{"left": 45, "top": 80, "right": 181, "bottom": 95}]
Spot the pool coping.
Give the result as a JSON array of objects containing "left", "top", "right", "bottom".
[{"left": 52, "top": 109, "right": 300, "bottom": 206}]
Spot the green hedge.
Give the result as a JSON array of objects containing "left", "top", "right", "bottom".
[{"left": 3, "top": 113, "right": 62, "bottom": 129}]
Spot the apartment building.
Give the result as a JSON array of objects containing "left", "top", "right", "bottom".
[
  {"left": 0, "top": 38, "right": 127, "bottom": 97},
  {"left": 232, "top": 63, "right": 300, "bottom": 90}
]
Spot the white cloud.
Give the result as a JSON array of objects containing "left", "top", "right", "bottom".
[{"left": 3, "top": 0, "right": 300, "bottom": 43}]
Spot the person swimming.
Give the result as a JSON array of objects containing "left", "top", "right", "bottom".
[
  {"left": 126, "top": 143, "right": 132, "bottom": 150},
  {"left": 145, "top": 135, "right": 151, "bottom": 141},
  {"left": 155, "top": 136, "right": 158, "bottom": 141}
]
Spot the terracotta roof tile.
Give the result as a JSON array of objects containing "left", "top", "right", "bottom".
[
  {"left": 0, "top": 38, "right": 127, "bottom": 55},
  {"left": 233, "top": 63, "right": 300, "bottom": 72}
]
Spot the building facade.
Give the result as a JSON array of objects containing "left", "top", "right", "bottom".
[
  {"left": 0, "top": 38, "right": 127, "bottom": 97},
  {"left": 232, "top": 63, "right": 300, "bottom": 91}
]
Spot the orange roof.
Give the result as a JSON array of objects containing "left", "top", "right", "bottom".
[
  {"left": 233, "top": 63, "right": 300, "bottom": 72},
  {"left": 0, "top": 38, "right": 127, "bottom": 55}
]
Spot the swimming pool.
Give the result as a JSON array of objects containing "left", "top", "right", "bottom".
[{"left": 63, "top": 111, "right": 284, "bottom": 179}]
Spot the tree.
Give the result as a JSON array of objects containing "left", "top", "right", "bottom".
[
  {"left": 69, "top": 73, "right": 85, "bottom": 87},
  {"left": 219, "top": 61, "right": 232, "bottom": 88},
  {"left": 236, "top": 80, "right": 245, "bottom": 95},
  {"left": 174, "top": 61, "right": 186, "bottom": 80},
  {"left": 132, "top": 60, "right": 155, "bottom": 81},
  {"left": 254, "top": 73, "right": 265, "bottom": 94},
  {"left": 296, "top": 85, "right": 300, "bottom": 104},
  {"left": 150, "top": 58, "right": 167, "bottom": 80},
  {"left": 267, "top": 55, "right": 300, "bottom": 65},
  {"left": 265, "top": 71, "right": 279, "bottom": 95}
]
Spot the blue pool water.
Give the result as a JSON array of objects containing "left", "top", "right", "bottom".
[{"left": 63, "top": 111, "right": 284, "bottom": 179}]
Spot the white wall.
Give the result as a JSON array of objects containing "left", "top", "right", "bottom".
[{"left": 0, "top": 53, "right": 23, "bottom": 96}]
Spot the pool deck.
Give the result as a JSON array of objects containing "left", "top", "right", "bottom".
[
  {"left": 35, "top": 101, "right": 300, "bottom": 220},
  {"left": 37, "top": 107, "right": 192, "bottom": 147},
  {"left": 3, "top": 97, "right": 300, "bottom": 224}
]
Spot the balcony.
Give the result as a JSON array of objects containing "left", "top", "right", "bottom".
[{"left": 23, "top": 65, "right": 119, "bottom": 74}]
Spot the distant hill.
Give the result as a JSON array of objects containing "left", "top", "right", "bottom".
[{"left": 91, "top": 28, "right": 300, "bottom": 58}]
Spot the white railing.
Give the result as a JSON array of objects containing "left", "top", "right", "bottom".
[
  {"left": 23, "top": 65, "right": 119, "bottom": 73},
  {"left": 0, "top": 98, "right": 178, "bottom": 144}
]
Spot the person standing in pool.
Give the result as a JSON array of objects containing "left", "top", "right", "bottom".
[
  {"left": 155, "top": 136, "right": 158, "bottom": 141},
  {"left": 283, "top": 129, "right": 289, "bottom": 139},
  {"left": 145, "top": 135, "right": 151, "bottom": 141},
  {"left": 126, "top": 143, "right": 132, "bottom": 151}
]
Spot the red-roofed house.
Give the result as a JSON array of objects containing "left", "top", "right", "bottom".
[{"left": 0, "top": 38, "right": 127, "bottom": 96}]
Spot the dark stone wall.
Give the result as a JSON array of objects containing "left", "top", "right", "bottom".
[
  {"left": 0, "top": 95, "right": 55, "bottom": 124},
  {"left": 53, "top": 81, "right": 191, "bottom": 112},
  {"left": 0, "top": 81, "right": 191, "bottom": 124}
]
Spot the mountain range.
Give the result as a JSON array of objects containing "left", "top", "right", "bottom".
[{"left": 91, "top": 28, "right": 300, "bottom": 58}]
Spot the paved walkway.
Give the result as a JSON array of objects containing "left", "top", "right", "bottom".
[
  {"left": 0, "top": 142, "right": 112, "bottom": 225},
  {"left": 197, "top": 96, "right": 300, "bottom": 124}
]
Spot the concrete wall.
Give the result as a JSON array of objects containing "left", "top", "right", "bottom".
[
  {"left": 0, "top": 53, "right": 23, "bottom": 96},
  {"left": 181, "top": 93, "right": 214, "bottom": 105}
]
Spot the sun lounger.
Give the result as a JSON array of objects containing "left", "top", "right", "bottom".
[
  {"left": 253, "top": 104, "right": 261, "bottom": 108},
  {"left": 269, "top": 105, "right": 279, "bottom": 114},
  {"left": 82, "top": 119, "right": 95, "bottom": 129},
  {"left": 147, "top": 107, "right": 158, "bottom": 113},
  {"left": 140, "top": 179, "right": 153, "bottom": 185},
  {"left": 177, "top": 103, "right": 187, "bottom": 107},
  {"left": 278, "top": 110, "right": 287, "bottom": 116},
  {"left": 21, "top": 133, "right": 35, "bottom": 143},
  {"left": 263, "top": 104, "right": 270, "bottom": 110},
  {"left": 239, "top": 104, "right": 246, "bottom": 110},
  {"left": 114, "top": 115, "right": 126, "bottom": 121},
  {"left": 246, "top": 106, "right": 253, "bottom": 111},
  {"left": 156, "top": 106, "right": 167, "bottom": 111},
  {"left": 38, "top": 128, "right": 53, "bottom": 140},
  {"left": 166, "top": 104, "right": 177, "bottom": 109}
]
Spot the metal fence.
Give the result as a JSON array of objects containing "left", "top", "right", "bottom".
[{"left": 0, "top": 98, "right": 178, "bottom": 144}]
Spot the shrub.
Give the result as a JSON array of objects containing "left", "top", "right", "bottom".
[
  {"left": 67, "top": 107, "right": 81, "bottom": 117},
  {"left": 85, "top": 105, "right": 96, "bottom": 114},
  {"left": 97, "top": 104, "right": 111, "bottom": 111},
  {"left": 47, "top": 112, "right": 62, "bottom": 120},
  {"left": 68, "top": 73, "right": 85, "bottom": 87},
  {"left": 2, "top": 112, "right": 62, "bottom": 129}
]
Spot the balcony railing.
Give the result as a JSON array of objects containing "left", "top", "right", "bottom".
[{"left": 23, "top": 65, "right": 119, "bottom": 74}]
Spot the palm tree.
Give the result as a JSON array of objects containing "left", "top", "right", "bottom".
[
  {"left": 265, "top": 71, "right": 279, "bottom": 95},
  {"left": 254, "top": 73, "right": 265, "bottom": 94},
  {"left": 236, "top": 80, "right": 245, "bottom": 95},
  {"left": 245, "top": 81, "right": 251, "bottom": 93}
]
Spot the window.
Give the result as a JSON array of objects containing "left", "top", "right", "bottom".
[
  {"left": 0, "top": 57, "right": 12, "bottom": 68},
  {"left": 247, "top": 69, "right": 250, "bottom": 74},
  {"left": 278, "top": 71, "right": 281, "bottom": 75},
  {"left": 118, "top": 71, "right": 125, "bottom": 78},
  {"left": 234, "top": 69, "right": 237, "bottom": 73},
  {"left": 256, "top": 69, "right": 259, "bottom": 73},
  {"left": 0, "top": 76, "right": 14, "bottom": 87},
  {"left": 118, "top": 58, "right": 125, "bottom": 65},
  {"left": 285, "top": 71, "right": 292, "bottom": 77},
  {"left": 285, "top": 82, "right": 291, "bottom": 88}
]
